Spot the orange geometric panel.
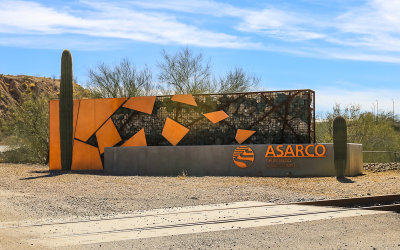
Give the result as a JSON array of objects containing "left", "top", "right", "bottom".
[
  {"left": 235, "top": 129, "right": 256, "bottom": 144},
  {"left": 203, "top": 110, "right": 229, "bottom": 124},
  {"left": 171, "top": 94, "right": 197, "bottom": 106},
  {"left": 74, "top": 98, "right": 126, "bottom": 142},
  {"left": 71, "top": 139, "right": 102, "bottom": 170},
  {"left": 123, "top": 96, "right": 156, "bottom": 114},
  {"left": 49, "top": 99, "right": 80, "bottom": 170},
  {"left": 162, "top": 117, "right": 189, "bottom": 146},
  {"left": 96, "top": 118, "right": 122, "bottom": 154},
  {"left": 122, "top": 128, "right": 147, "bottom": 147}
]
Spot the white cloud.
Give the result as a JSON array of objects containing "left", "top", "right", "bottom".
[
  {"left": 331, "top": 0, "right": 400, "bottom": 52},
  {"left": 316, "top": 86, "right": 400, "bottom": 114},
  {"left": 1, "top": 0, "right": 400, "bottom": 64},
  {"left": 0, "top": 0, "right": 261, "bottom": 49},
  {"left": 129, "top": 0, "right": 243, "bottom": 17},
  {"left": 131, "top": 0, "right": 326, "bottom": 41}
]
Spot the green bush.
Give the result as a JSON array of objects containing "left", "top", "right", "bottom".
[
  {"left": 316, "top": 104, "right": 400, "bottom": 154},
  {"left": 0, "top": 94, "right": 50, "bottom": 164}
]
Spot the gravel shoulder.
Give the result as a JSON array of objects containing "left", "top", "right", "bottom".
[
  {"left": 0, "top": 163, "right": 399, "bottom": 222},
  {"left": 73, "top": 213, "right": 400, "bottom": 250}
]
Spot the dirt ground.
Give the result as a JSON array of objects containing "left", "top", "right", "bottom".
[
  {"left": 0, "top": 163, "right": 399, "bottom": 223},
  {"left": 1, "top": 163, "right": 400, "bottom": 249}
]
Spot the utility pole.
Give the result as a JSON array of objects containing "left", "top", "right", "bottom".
[
  {"left": 376, "top": 100, "right": 379, "bottom": 121},
  {"left": 372, "top": 103, "right": 375, "bottom": 121},
  {"left": 393, "top": 99, "right": 395, "bottom": 123}
]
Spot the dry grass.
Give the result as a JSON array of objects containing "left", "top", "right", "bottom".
[{"left": 177, "top": 170, "right": 188, "bottom": 180}]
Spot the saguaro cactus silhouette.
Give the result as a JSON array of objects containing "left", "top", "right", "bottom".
[
  {"left": 60, "top": 50, "right": 73, "bottom": 171},
  {"left": 333, "top": 116, "right": 347, "bottom": 178}
]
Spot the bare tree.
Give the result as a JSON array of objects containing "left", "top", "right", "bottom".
[
  {"left": 158, "top": 47, "right": 260, "bottom": 94},
  {"left": 87, "top": 59, "right": 154, "bottom": 98},
  {"left": 217, "top": 67, "right": 259, "bottom": 93},
  {"left": 158, "top": 47, "right": 214, "bottom": 94}
]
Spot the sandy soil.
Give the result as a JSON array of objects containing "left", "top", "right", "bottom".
[
  {"left": 0, "top": 163, "right": 399, "bottom": 222},
  {"left": 0, "top": 163, "right": 399, "bottom": 249}
]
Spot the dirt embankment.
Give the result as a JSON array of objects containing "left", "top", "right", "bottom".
[{"left": 0, "top": 74, "right": 89, "bottom": 119}]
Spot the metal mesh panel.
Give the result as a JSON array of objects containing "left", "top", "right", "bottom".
[{"left": 111, "top": 89, "right": 315, "bottom": 146}]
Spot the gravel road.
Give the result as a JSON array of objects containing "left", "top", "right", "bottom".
[{"left": 0, "top": 163, "right": 399, "bottom": 249}]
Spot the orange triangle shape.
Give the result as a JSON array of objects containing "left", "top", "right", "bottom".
[
  {"left": 123, "top": 96, "right": 156, "bottom": 114},
  {"left": 122, "top": 128, "right": 147, "bottom": 147},
  {"left": 171, "top": 94, "right": 197, "bottom": 106},
  {"left": 203, "top": 110, "right": 229, "bottom": 124},
  {"left": 235, "top": 129, "right": 256, "bottom": 144},
  {"left": 75, "top": 98, "right": 126, "bottom": 142}
]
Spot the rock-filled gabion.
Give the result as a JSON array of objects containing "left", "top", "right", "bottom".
[
  {"left": 363, "top": 163, "right": 400, "bottom": 172},
  {"left": 111, "top": 90, "right": 315, "bottom": 146}
]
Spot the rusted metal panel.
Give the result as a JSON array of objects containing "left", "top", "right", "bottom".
[
  {"left": 235, "top": 129, "right": 256, "bottom": 144},
  {"left": 123, "top": 96, "right": 156, "bottom": 114},
  {"left": 71, "top": 139, "right": 102, "bottom": 170},
  {"left": 74, "top": 98, "right": 126, "bottom": 142},
  {"left": 96, "top": 118, "right": 121, "bottom": 154},
  {"left": 121, "top": 128, "right": 147, "bottom": 147},
  {"left": 162, "top": 117, "right": 189, "bottom": 146},
  {"left": 203, "top": 110, "right": 229, "bottom": 124},
  {"left": 171, "top": 94, "right": 198, "bottom": 106}
]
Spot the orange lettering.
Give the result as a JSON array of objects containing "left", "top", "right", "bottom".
[
  {"left": 305, "top": 145, "right": 315, "bottom": 157},
  {"left": 276, "top": 145, "right": 284, "bottom": 157},
  {"left": 284, "top": 145, "right": 295, "bottom": 157},
  {"left": 315, "top": 144, "right": 326, "bottom": 157},
  {"left": 296, "top": 145, "right": 305, "bottom": 157},
  {"left": 265, "top": 145, "right": 276, "bottom": 157}
]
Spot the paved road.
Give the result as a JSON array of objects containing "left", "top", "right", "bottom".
[{"left": 1, "top": 201, "right": 398, "bottom": 249}]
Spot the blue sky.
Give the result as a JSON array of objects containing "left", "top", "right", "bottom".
[{"left": 0, "top": 0, "right": 400, "bottom": 115}]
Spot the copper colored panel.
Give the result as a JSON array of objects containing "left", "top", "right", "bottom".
[
  {"left": 122, "top": 128, "right": 147, "bottom": 147},
  {"left": 203, "top": 110, "right": 229, "bottom": 124},
  {"left": 235, "top": 129, "right": 256, "bottom": 144},
  {"left": 162, "top": 117, "right": 189, "bottom": 146},
  {"left": 75, "top": 98, "right": 126, "bottom": 142},
  {"left": 96, "top": 118, "right": 122, "bottom": 154},
  {"left": 123, "top": 96, "right": 156, "bottom": 114},
  {"left": 49, "top": 100, "right": 61, "bottom": 170},
  {"left": 72, "top": 99, "right": 80, "bottom": 137},
  {"left": 71, "top": 139, "right": 102, "bottom": 170},
  {"left": 49, "top": 99, "right": 80, "bottom": 170},
  {"left": 171, "top": 94, "right": 197, "bottom": 106}
]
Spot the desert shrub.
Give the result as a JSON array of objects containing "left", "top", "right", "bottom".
[
  {"left": 316, "top": 104, "right": 400, "bottom": 153},
  {"left": 0, "top": 94, "right": 50, "bottom": 164}
]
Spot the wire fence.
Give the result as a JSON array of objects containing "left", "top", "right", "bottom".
[{"left": 363, "top": 151, "right": 399, "bottom": 163}]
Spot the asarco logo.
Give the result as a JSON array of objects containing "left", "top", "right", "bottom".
[
  {"left": 233, "top": 146, "right": 255, "bottom": 168},
  {"left": 264, "top": 144, "right": 327, "bottom": 158}
]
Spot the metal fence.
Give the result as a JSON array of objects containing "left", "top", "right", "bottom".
[
  {"left": 111, "top": 89, "right": 315, "bottom": 146},
  {"left": 363, "top": 151, "right": 400, "bottom": 163}
]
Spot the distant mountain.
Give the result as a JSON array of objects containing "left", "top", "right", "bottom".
[{"left": 0, "top": 74, "right": 90, "bottom": 118}]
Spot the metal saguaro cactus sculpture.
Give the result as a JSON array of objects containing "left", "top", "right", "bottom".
[
  {"left": 60, "top": 50, "right": 73, "bottom": 171},
  {"left": 333, "top": 116, "right": 347, "bottom": 178}
]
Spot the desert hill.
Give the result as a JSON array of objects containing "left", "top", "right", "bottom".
[{"left": 0, "top": 74, "right": 90, "bottom": 118}]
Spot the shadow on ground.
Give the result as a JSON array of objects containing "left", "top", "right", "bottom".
[
  {"left": 336, "top": 177, "right": 355, "bottom": 183},
  {"left": 19, "top": 170, "right": 106, "bottom": 180}
]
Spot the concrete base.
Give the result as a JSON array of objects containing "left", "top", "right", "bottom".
[{"left": 104, "top": 143, "right": 363, "bottom": 177}]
